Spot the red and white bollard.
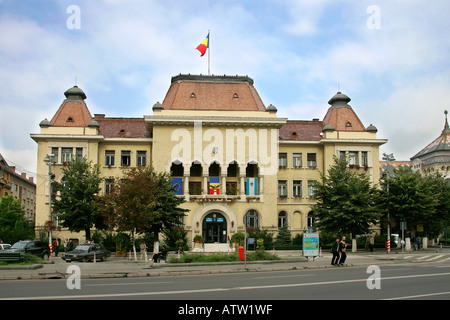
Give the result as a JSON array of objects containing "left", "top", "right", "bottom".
[
  {"left": 93, "top": 252, "right": 96, "bottom": 263},
  {"left": 387, "top": 239, "right": 391, "bottom": 253}
]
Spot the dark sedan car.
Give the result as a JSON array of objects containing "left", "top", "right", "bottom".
[
  {"left": 6, "top": 240, "right": 50, "bottom": 260},
  {"left": 62, "top": 243, "right": 110, "bottom": 262}
]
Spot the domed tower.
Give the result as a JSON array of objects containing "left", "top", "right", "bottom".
[
  {"left": 49, "top": 86, "right": 93, "bottom": 127},
  {"left": 411, "top": 110, "right": 450, "bottom": 178},
  {"left": 322, "top": 92, "right": 366, "bottom": 132}
]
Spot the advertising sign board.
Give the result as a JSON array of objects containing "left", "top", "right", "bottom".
[{"left": 303, "top": 233, "right": 319, "bottom": 257}]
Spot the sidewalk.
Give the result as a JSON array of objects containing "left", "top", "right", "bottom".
[{"left": 0, "top": 249, "right": 417, "bottom": 281}]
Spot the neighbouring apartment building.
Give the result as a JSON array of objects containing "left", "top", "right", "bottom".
[
  {"left": 0, "top": 153, "right": 36, "bottom": 222},
  {"left": 31, "top": 74, "right": 387, "bottom": 250}
]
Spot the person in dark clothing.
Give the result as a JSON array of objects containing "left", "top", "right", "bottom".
[
  {"left": 339, "top": 236, "right": 347, "bottom": 266},
  {"left": 331, "top": 238, "right": 340, "bottom": 266}
]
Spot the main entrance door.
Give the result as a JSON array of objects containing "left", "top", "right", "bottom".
[{"left": 202, "top": 212, "right": 227, "bottom": 243}]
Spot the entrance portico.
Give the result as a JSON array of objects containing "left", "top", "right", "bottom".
[
  {"left": 192, "top": 204, "right": 237, "bottom": 248},
  {"left": 203, "top": 212, "right": 227, "bottom": 243}
]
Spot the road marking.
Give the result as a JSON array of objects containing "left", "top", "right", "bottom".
[
  {"left": 424, "top": 254, "right": 446, "bottom": 261},
  {"left": 414, "top": 255, "right": 433, "bottom": 260},
  {"left": 85, "top": 281, "right": 173, "bottom": 287},
  {"left": 4, "top": 271, "right": 450, "bottom": 300},
  {"left": 252, "top": 274, "right": 314, "bottom": 280},
  {"left": 384, "top": 291, "right": 450, "bottom": 300}
]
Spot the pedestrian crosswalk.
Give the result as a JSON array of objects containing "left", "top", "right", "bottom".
[{"left": 404, "top": 253, "right": 450, "bottom": 263}]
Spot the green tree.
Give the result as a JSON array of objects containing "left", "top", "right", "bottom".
[
  {"left": 0, "top": 195, "right": 34, "bottom": 243},
  {"left": 312, "top": 156, "right": 380, "bottom": 247},
  {"left": 51, "top": 157, "right": 105, "bottom": 241},
  {"left": 98, "top": 166, "right": 187, "bottom": 260},
  {"left": 275, "top": 223, "right": 292, "bottom": 245},
  {"left": 379, "top": 166, "right": 439, "bottom": 237},
  {"left": 380, "top": 167, "right": 449, "bottom": 238}
]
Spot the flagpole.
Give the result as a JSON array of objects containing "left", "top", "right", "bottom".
[{"left": 208, "top": 29, "right": 211, "bottom": 75}]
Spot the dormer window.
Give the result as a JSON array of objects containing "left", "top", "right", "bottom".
[
  {"left": 233, "top": 93, "right": 239, "bottom": 99},
  {"left": 119, "top": 129, "right": 126, "bottom": 136},
  {"left": 66, "top": 117, "right": 74, "bottom": 122},
  {"left": 190, "top": 93, "right": 196, "bottom": 98},
  {"left": 346, "top": 122, "right": 352, "bottom": 127}
]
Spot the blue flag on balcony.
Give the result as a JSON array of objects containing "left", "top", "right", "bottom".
[
  {"left": 172, "top": 177, "right": 183, "bottom": 195},
  {"left": 246, "top": 178, "right": 258, "bottom": 196}
]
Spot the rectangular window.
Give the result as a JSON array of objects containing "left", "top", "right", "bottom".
[
  {"left": 189, "top": 182, "right": 202, "bottom": 195},
  {"left": 105, "top": 150, "right": 115, "bottom": 166},
  {"left": 226, "top": 182, "right": 238, "bottom": 195},
  {"left": 307, "top": 153, "right": 317, "bottom": 168},
  {"left": 105, "top": 179, "right": 115, "bottom": 194},
  {"left": 61, "top": 148, "right": 73, "bottom": 163},
  {"left": 361, "top": 151, "right": 368, "bottom": 166},
  {"left": 51, "top": 148, "right": 59, "bottom": 163},
  {"left": 137, "top": 151, "right": 147, "bottom": 167},
  {"left": 293, "top": 180, "right": 302, "bottom": 198},
  {"left": 121, "top": 150, "right": 131, "bottom": 167},
  {"left": 349, "top": 151, "right": 359, "bottom": 165},
  {"left": 278, "top": 180, "right": 287, "bottom": 197},
  {"left": 308, "top": 180, "right": 316, "bottom": 197},
  {"left": 293, "top": 153, "right": 302, "bottom": 167},
  {"left": 278, "top": 153, "right": 287, "bottom": 168},
  {"left": 75, "top": 148, "right": 83, "bottom": 159}
]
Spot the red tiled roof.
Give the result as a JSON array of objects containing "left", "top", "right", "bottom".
[
  {"left": 50, "top": 86, "right": 93, "bottom": 127},
  {"left": 162, "top": 75, "right": 266, "bottom": 112},
  {"left": 279, "top": 120, "right": 323, "bottom": 141},
  {"left": 323, "top": 106, "right": 365, "bottom": 132},
  {"left": 96, "top": 117, "right": 148, "bottom": 138},
  {"left": 322, "top": 92, "right": 366, "bottom": 132},
  {"left": 51, "top": 100, "right": 93, "bottom": 127}
]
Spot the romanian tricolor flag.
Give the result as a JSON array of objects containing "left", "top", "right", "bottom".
[{"left": 196, "top": 32, "right": 209, "bottom": 57}]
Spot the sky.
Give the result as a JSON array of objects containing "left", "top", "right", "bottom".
[{"left": 1, "top": 0, "right": 450, "bottom": 179}]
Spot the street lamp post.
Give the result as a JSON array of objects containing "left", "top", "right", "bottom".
[
  {"left": 382, "top": 153, "right": 395, "bottom": 253},
  {"left": 43, "top": 154, "right": 54, "bottom": 250}
]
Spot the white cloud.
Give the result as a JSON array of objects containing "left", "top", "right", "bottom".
[{"left": 1, "top": 0, "right": 450, "bottom": 173}]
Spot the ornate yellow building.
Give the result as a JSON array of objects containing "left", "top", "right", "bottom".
[{"left": 31, "top": 74, "right": 386, "bottom": 250}]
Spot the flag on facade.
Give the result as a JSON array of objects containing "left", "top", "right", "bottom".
[
  {"left": 246, "top": 178, "right": 258, "bottom": 196},
  {"left": 196, "top": 32, "right": 209, "bottom": 57},
  {"left": 172, "top": 177, "right": 183, "bottom": 195},
  {"left": 209, "top": 176, "right": 220, "bottom": 195}
]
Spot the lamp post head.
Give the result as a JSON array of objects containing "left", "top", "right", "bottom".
[{"left": 44, "top": 154, "right": 54, "bottom": 163}]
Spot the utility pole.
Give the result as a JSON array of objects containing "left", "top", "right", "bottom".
[
  {"left": 43, "top": 154, "right": 54, "bottom": 252},
  {"left": 382, "top": 153, "right": 395, "bottom": 253}
]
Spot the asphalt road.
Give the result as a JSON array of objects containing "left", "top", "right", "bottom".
[{"left": 1, "top": 262, "right": 450, "bottom": 301}]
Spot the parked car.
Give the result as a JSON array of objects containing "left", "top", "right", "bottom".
[
  {"left": 7, "top": 240, "right": 50, "bottom": 259},
  {"left": 0, "top": 244, "right": 11, "bottom": 251},
  {"left": 62, "top": 243, "right": 110, "bottom": 262}
]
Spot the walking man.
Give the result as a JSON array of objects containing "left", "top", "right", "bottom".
[
  {"left": 331, "top": 238, "right": 340, "bottom": 266},
  {"left": 339, "top": 236, "right": 347, "bottom": 266},
  {"left": 140, "top": 241, "right": 148, "bottom": 261}
]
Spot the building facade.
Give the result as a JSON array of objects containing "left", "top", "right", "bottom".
[
  {"left": 0, "top": 154, "right": 36, "bottom": 222},
  {"left": 411, "top": 110, "right": 450, "bottom": 180},
  {"left": 31, "top": 74, "right": 386, "bottom": 250}
]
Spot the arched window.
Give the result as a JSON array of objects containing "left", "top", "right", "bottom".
[
  {"left": 170, "top": 162, "right": 183, "bottom": 176},
  {"left": 209, "top": 161, "right": 220, "bottom": 176},
  {"left": 244, "top": 210, "right": 259, "bottom": 228},
  {"left": 190, "top": 161, "right": 202, "bottom": 177},
  {"left": 278, "top": 211, "right": 287, "bottom": 228}
]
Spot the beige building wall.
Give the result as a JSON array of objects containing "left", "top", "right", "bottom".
[{"left": 30, "top": 76, "right": 387, "bottom": 249}]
